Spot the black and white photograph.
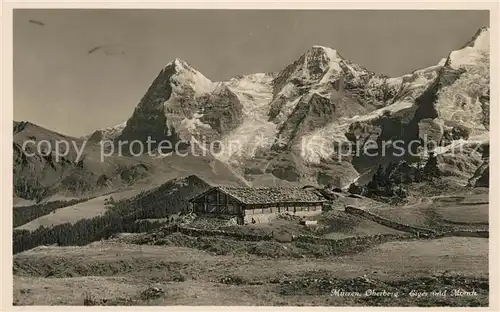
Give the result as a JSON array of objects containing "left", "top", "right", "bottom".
[{"left": 6, "top": 6, "right": 495, "bottom": 307}]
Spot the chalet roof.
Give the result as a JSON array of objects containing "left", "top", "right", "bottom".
[{"left": 190, "top": 186, "right": 327, "bottom": 205}]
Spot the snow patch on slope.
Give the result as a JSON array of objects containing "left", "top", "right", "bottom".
[
  {"left": 178, "top": 112, "right": 213, "bottom": 141},
  {"left": 103, "top": 122, "right": 127, "bottom": 139},
  {"left": 217, "top": 73, "right": 276, "bottom": 163},
  {"left": 385, "top": 62, "right": 443, "bottom": 103},
  {"left": 431, "top": 133, "right": 488, "bottom": 156},
  {"left": 274, "top": 96, "right": 303, "bottom": 126},
  {"left": 161, "top": 59, "right": 218, "bottom": 141},
  {"left": 300, "top": 100, "right": 414, "bottom": 164},
  {"left": 83, "top": 121, "right": 126, "bottom": 141},
  {"left": 435, "top": 29, "right": 490, "bottom": 132},
  {"left": 448, "top": 28, "right": 489, "bottom": 68}
]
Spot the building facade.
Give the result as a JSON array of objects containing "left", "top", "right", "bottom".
[{"left": 188, "top": 186, "right": 327, "bottom": 225}]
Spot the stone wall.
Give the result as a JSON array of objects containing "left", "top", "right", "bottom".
[
  {"left": 344, "top": 206, "right": 437, "bottom": 236},
  {"left": 153, "top": 224, "right": 272, "bottom": 241},
  {"left": 147, "top": 214, "right": 487, "bottom": 254},
  {"left": 344, "top": 205, "right": 489, "bottom": 238},
  {"left": 438, "top": 230, "right": 489, "bottom": 238}
]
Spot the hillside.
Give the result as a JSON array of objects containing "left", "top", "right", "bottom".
[
  {"left": 13, "top": 121, "right": 248, "bottom": 204},
  {"left": 13, "top": 27, "right": 490, "bottom": 230},
  {"left": 13, "top": 172, "right": 244, "bottom": 234}
]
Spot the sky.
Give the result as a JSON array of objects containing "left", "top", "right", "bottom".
[{"left": 13, "top": 9, "right": 489, "bottom": 137}]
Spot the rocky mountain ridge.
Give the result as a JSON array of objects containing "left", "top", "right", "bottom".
[{"left": 15, "top": 27, "right": 490, "bottom": 202}]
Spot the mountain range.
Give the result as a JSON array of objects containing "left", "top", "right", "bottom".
[{"left": 14, "top": 27, "right": 490, "bottom": 205}]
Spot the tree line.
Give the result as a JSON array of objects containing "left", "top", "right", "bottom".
[
  {"left": 348, "top": 153, "right": 441, "bottom": 203},
  {"left": 13, "top": 209, "right": 168, "bottom": 254},
  {"left": 13, "top": 198, "right": 92, "bottom": 228}
]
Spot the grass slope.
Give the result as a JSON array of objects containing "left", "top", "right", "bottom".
[{"left": 14, "top": 237, "right": 488, "bottom": 306}]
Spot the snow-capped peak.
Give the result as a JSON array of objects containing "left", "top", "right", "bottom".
[
  {"left": 462, "top": 27, "right": 490, "bottom": 50},
  {"left": 164, "top": 58, "right": 217, "bottom": 94},
  {"left": 309, "top": 45, "right": 341, "bottom": 60},
  {"left": 447, "top": 27, "right": 489, "bottom": 69},
  {"left": 275, "top": 45, "right": 346, "bottom": 88},
  {"left": 302, "top": 45, "right": 342, "bottom": 69},
  {"left": 166, "top": 58, "right": 190, "bottom": 70},
  {"left": 173, "top": 58, "right": 185, "bottom": 66}
]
